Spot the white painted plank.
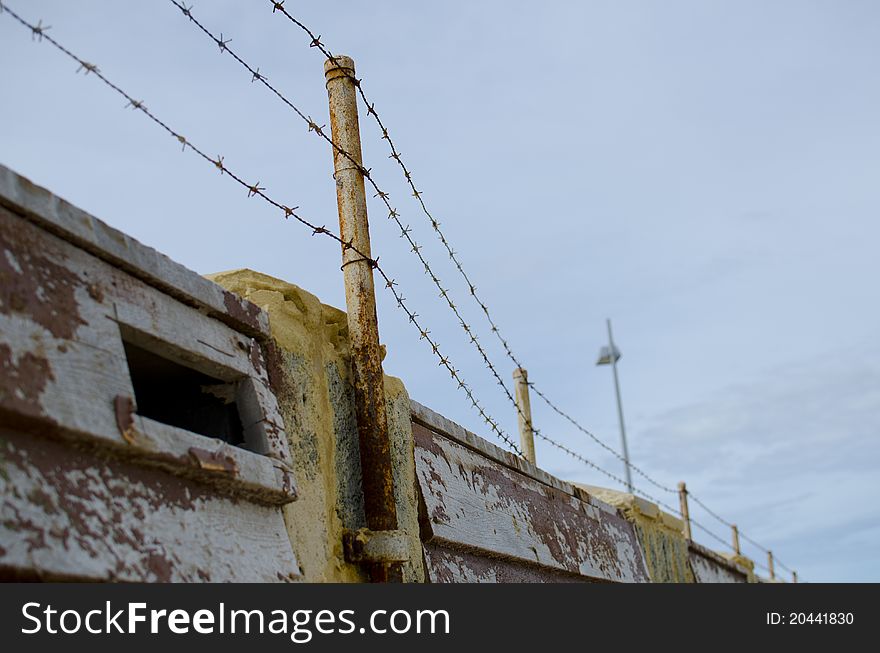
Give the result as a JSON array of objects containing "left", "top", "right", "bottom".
[{"left": 414, "top": 422, "right": 650, "bottom": 583}]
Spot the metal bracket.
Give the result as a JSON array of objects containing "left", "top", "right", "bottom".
[{"left": 343, "top": 528, "right": 410, "bottom": 564}]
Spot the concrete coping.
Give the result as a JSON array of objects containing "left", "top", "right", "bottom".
[
  {"left": 0, "top": 163, "right": 270, "bottom": 340},
  {"left": 576, "top": 484, "right": 685, "bottom": 532},
  {"left": 409, "top": 399, "right": 619, "bottom": 516}
]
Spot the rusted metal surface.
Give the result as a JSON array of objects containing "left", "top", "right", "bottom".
[
  {"left": 0, "top": 429, "right": 299, "bottom": 582},
  {"left": 678, "top": 481, "right": 692, "bottom": 541},
  {"left": 343, "top": 528, "right": 411, "bottom": 564},
  {"left": 325, "top": 55, "right": 399, "bottom": 582},
  {"left": 688, "top": 541, "right": 749, "bottom": 583},
  {"left": 513, "top": 367, "right": 536, "bottom": 465},
  {"left": 411, "top": 414, "right": 651, "bottom": 583}
]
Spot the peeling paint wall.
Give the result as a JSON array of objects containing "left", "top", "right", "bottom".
[
  {"left": 0, "top": 165, "right": 298, "bottom": 582},
  {"left": 0, "top": 164, "right": 756, "bottom": 584},
  {"left": 411, "top": 402, "right": 651, "bottom": 583}
]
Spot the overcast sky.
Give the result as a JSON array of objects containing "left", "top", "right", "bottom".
[{"left": 2, "top": 1, "right": 878, "bottom": 582}]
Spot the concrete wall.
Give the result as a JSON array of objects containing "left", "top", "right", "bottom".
[{"left": 207, "top": 270, "right": 424, "bottom": 583}]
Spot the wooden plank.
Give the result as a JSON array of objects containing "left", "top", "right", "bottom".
[
  {"left": 113, "top": 288, "right": 258, "bottom": 381},
  {"left": 411, "top": 399, "right": 595, "bottom": 501},
  {"left": 0, "top": 310, "right": 132, "bottom": 441},
  {"left": 413, "top": 421, "right": 650, "bottom": 583},
  {"left": 0, "top": 164, "right": 270, "bottom": 340},
  {"left": 0, "top": 429, "right": 300, "bottom": 582},
  {"left": 423, "top": 543, "right": 595, "bottom": 583},
  {"left": 689, "top": 542, "right": 749, "bottom": 583}
]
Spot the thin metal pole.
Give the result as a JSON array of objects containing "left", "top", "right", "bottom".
[
  {"left": 678, "top": 481, "right": 692, "bottom": 541},
  {"left": 513, "top": 368, "right": 536, "bottom": 465},
  {"left": 731, "top": 524, "right": 741, "bottom": 556},
  {"left": 325, "top": 55, "right": 399, "bottom": 583},
  {"left": 792, "top": 570, "right": 798, "bottom": 584},
  {"left": 607, "top": 319, "right": 633, "bottom": 492},
  {"left": 768, "top": 551, "right": 775, "bottom": 580}
]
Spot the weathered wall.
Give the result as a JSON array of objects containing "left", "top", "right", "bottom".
[
  {"left": 0, "top": 165, "right": 299, "bottom": 582},
  {"left": 583, "top": 486, "right": 695, "bottom": 583},
  {"left": 691, "top": 543, "right": 752, "bottom": 583},
  {"left": 411, "top": 402, "right": 651, "bottom": 583},
  {"left": 583, "top": 486, "right": 754, "bottom": 583},
  {"left": 207, "top": 270, "right": 424, "bottom": 583},
  {"left": 0, "top": 163, "right": 759, "bottom": 583}
]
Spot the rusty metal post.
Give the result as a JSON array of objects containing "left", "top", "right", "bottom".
[
  {"left": 513, "top": 368, "right": 536, "bottom": 465},
  {"left": 731, "top": 524, "right": 741, "bottom": 555},
  {"left": 325, "top": 55, "right": 400, "bottom": 582},
  {"left": 768, "top": 550, "right": 775, "bottom": 580},
  {"left": 678, "top": 481, "right": 692, "bottom": 541}
]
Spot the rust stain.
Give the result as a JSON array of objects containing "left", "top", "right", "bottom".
[
  {"left": 262, "top": 339, "right": 289, "bottom": 396},
  {"left": 144, "top": 551, "right": 174, "bottom": 583},
  {"left": 86, "top": 282, "right": 104, "bottom": 303},
  {"left": 412, "top": 421, "right": 451, "bottom": 464},
  {"left": 0, "top": 207, "right": 86, "bottom": 340},
  {"left": 248, "top": 339, "right": 264, "bottom": 375},
  {"left": 113, "top": 395, "right": 137, "bottom": 444},
  {"left": 0, "top": 343, "right": 54, "bottom": 418},
  {"left": 222, "top": 289, "right": 264, "bottom": 334},
  {"left": 187, "top": 446, "right": 239, "bottom": 475}
]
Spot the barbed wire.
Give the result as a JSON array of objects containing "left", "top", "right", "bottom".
[
  {"left": 0, "top": 1, "right": 523, "bottom": 456},
  {"left": 2, "top": 1, "right": 797, "bottom": 581},
  {"left": 527, "top": 383, "right": 677, "bottom": 494},
  {"left": 166, "top": 0, "right": 540, "bottom": 442},
  {"left": 688, "top": 490, "right": 794, "bottom": 574},
  {"left": 264, "top": 1, "right": 689, "bottom": 490},
  {"left": 165, "top": 0, "right": 674, "bottom": 506},
  {"left": 265, "top": 2, "right": 804, "bottom": 579}
]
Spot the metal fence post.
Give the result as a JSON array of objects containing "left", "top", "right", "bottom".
[
  {"left": 731, "top": 524, "right": 741, "bottom": 556},
  {"left": 513, "top": 368, "right": 536, "bottom": 465},
  {"left": 678, "top": 481, "right": 692, "bottom": 541},
  {"left": 325, "top": 55, "right": 400, "bottom": 582}
]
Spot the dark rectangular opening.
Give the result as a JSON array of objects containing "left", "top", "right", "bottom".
[{"left": 122, "top": 340, "right": 245, "bottom": 446}]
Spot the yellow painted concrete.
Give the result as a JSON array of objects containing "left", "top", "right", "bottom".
[
  {"left": 720, "top": 552, "right": 759, "bottom": 583},
  {"left": 208, "top": 269, "right": 424, "bottom": 582}
]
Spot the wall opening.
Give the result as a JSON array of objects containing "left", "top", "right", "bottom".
[{"left": 122, "top": 340, "right": 245, "bottom": 446}]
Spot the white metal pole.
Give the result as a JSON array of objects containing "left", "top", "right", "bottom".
[{"left": 607, "top": 319, "right": 633, "bottom": 492}]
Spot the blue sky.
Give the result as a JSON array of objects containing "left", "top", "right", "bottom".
[{"left": 2, "top": 1, "right": 878, "bottom": 581}]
